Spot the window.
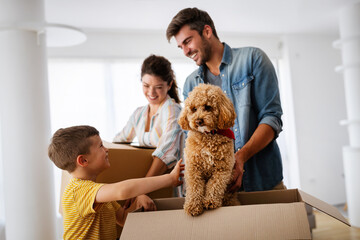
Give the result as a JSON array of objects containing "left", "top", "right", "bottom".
[{"left": 48, "top": 58, "right": 197, "bottom": 212}]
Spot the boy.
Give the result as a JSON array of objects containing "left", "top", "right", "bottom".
[{"left": 48, "top": 125, "right": 184, "bottom": 240}]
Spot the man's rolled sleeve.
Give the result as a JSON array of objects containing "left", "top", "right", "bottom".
[{"left": 259, "top": 115, "right": 283, "bottom": 138}]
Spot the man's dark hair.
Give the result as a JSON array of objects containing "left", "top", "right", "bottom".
[{"left": 166, "top": 8, "right": 219, "bottom": 42}]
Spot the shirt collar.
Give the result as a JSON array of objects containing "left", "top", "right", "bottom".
[
  {"left": 221, "top": 42, "right": 232, "bottom": 65},
  {"left": 197, "top": 42, "right": 232, "bottom": 77}
]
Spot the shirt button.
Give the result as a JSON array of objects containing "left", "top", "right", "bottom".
[
  {"left": 235, "top": 129, "right": 238, "bottom": 132},
  {"left": 224, "top": 90, "right": 227, "bottom": 93},
  {"left": 222, "top": 74, "right": 225, "bottom": 77},
  {"left": 242, "top": 83, "right": 245, "bottom": 86}
]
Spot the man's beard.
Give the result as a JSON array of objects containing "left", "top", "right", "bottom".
[{"left": 199, "top": 36, "right": 212, "bottom": 65}]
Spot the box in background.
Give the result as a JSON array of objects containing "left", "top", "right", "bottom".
[{"left": 97, "top": 142, "right": 173, "bottom": 200}]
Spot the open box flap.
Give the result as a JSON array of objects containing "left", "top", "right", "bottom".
[
  {"left": 298, "top": 189, "right": 350, "bottom": 226},
  {"left": 153, "top": 197, "right": 184, "bottom": 210}
]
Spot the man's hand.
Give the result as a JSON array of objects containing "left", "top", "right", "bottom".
[
  {"left": 228, "top": 124, "right": 275, "bottom": 192},
  {"left": 228, "top": 151, "right": 245, "bottom": 193}
]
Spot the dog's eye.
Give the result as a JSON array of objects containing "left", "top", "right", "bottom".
[
  {"left": 191, "top": 107, "right": 197, "bottom": 112},
  {"left": 204, "top": 105, "right": 212, "bottom": 111}
]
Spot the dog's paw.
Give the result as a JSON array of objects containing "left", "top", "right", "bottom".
[
  {"left": 184, "top": 201, "right": 204, "bottom": 216},
  {"left": 203, "top": 198, "right": 222, "bottom": 210},
  {"left": 223, "top": 192, "right": 241, "bottom": 206}
]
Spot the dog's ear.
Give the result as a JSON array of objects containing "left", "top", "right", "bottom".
[
  {"left": 178, "top": 107, "right": 191, "bottom": 130},
  {"left": 218, "top": 92, "right": 236, "bottom": 129}
]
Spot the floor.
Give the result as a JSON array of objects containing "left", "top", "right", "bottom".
[{"left": 312, "top": 207, "right": 360, "bottom": 240}]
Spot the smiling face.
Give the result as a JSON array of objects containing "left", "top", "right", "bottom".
[
  {"left": 84, "top": 135, "right": 109, "bottom": 174},
  {"left": 142, "top": 74, "right": 171, "bottom": 107},
  {"left": 175, "top": 25, "right": 212, "bottom": 66}
]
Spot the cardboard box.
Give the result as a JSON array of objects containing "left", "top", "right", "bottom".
[
  {"left": 97, "top": 142, "right": 173, "bottom": 199},
  {"left": 59, "top": 142, "right": 174, "bottom": 213},
  {"left": 120, "top": 189, "right": 350, "bottom": 240}
]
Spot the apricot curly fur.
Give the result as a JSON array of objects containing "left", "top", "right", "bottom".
[{"left": 179, "top": 84, "right": 240, "bottom": 216}]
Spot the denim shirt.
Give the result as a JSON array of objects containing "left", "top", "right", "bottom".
[{"left": 183, "top": 43, "right": 283, "bottom": 191}]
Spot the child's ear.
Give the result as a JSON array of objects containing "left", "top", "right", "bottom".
[{"left": 77, "top": 155, "right": 88, "bottom": 167}]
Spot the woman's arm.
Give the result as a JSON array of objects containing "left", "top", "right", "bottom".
[
  {"left": 145, "top": 156, "right": 168, "bottom": 177},
  {"left": 150, "top": 102, "right": 183, "bottom": 170},
  {"left": 125, "top": 157, "right": 167, "bottom": 208}
]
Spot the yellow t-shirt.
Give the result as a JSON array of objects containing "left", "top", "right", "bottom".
[{"left": 62, "top": 178, "right": 120, "bottom": 240}]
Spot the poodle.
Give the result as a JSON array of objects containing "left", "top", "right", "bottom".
[{"left": 179, "top": 83, "right": 240, "bottom": 216}]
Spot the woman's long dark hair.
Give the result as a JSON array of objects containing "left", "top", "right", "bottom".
[{"left": 141, "top": 55, "right": 181, "bottom": 104}]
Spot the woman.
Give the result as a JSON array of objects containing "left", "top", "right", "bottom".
[{"left": 113, "top": 54, "right": 183, "bottom": 178}]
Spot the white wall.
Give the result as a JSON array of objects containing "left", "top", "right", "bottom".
[
  {"left": 282, "top": 35, "right": 348, "bottom": 205},
  {"left": 47, "top": 29, "right": 282, "bottom": 60},
  {"left": 47, "top": 30, "right": 348, "bottom": 205}
]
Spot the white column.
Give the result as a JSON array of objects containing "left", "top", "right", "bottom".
[
  {"left": 0, "top": 0, "right": 57, "bottom": 239},
  {"left": 334, "top": 2, "right": 360, "bottom": 228}
]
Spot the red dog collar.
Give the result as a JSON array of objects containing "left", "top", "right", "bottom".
[{"left": 209, "top": 129, "right": 235, "bottom": 140}]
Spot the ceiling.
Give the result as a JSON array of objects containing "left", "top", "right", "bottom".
[{"left": 45, "top": 0, "right": 359, "bottom": 35}]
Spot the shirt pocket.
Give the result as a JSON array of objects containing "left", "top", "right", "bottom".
[{"left": 231, "top": 75, "right": 254, "bottom": 106}]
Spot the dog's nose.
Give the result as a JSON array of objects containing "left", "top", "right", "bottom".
[{"left": 195, "top": 119, "right": 204, "bottom": 126}]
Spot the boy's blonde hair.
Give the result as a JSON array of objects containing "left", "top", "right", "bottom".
[{"left": 48, "top": 125, "right": 99, "bottom": 172}]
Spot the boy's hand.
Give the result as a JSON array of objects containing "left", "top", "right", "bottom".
[
  {"left": 123, "top": 197, "right": 136, "bottom": 209},
  {"left": 135, "top": 194, "right": 156, "bottom": 211},
  {"left": 169, "top": 159, "right": 184, "bottom": 187}
]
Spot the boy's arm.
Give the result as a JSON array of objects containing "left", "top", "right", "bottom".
[
  {"left": 95, "top": 160, "right": 184, "bottom": 203},
  {"left": 116, "top": 207, "right": 126, "bottom": 227}
]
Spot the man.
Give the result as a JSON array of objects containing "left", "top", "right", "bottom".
[{"left": 166, "top": 8, "right": 284, "bottom": 192}]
